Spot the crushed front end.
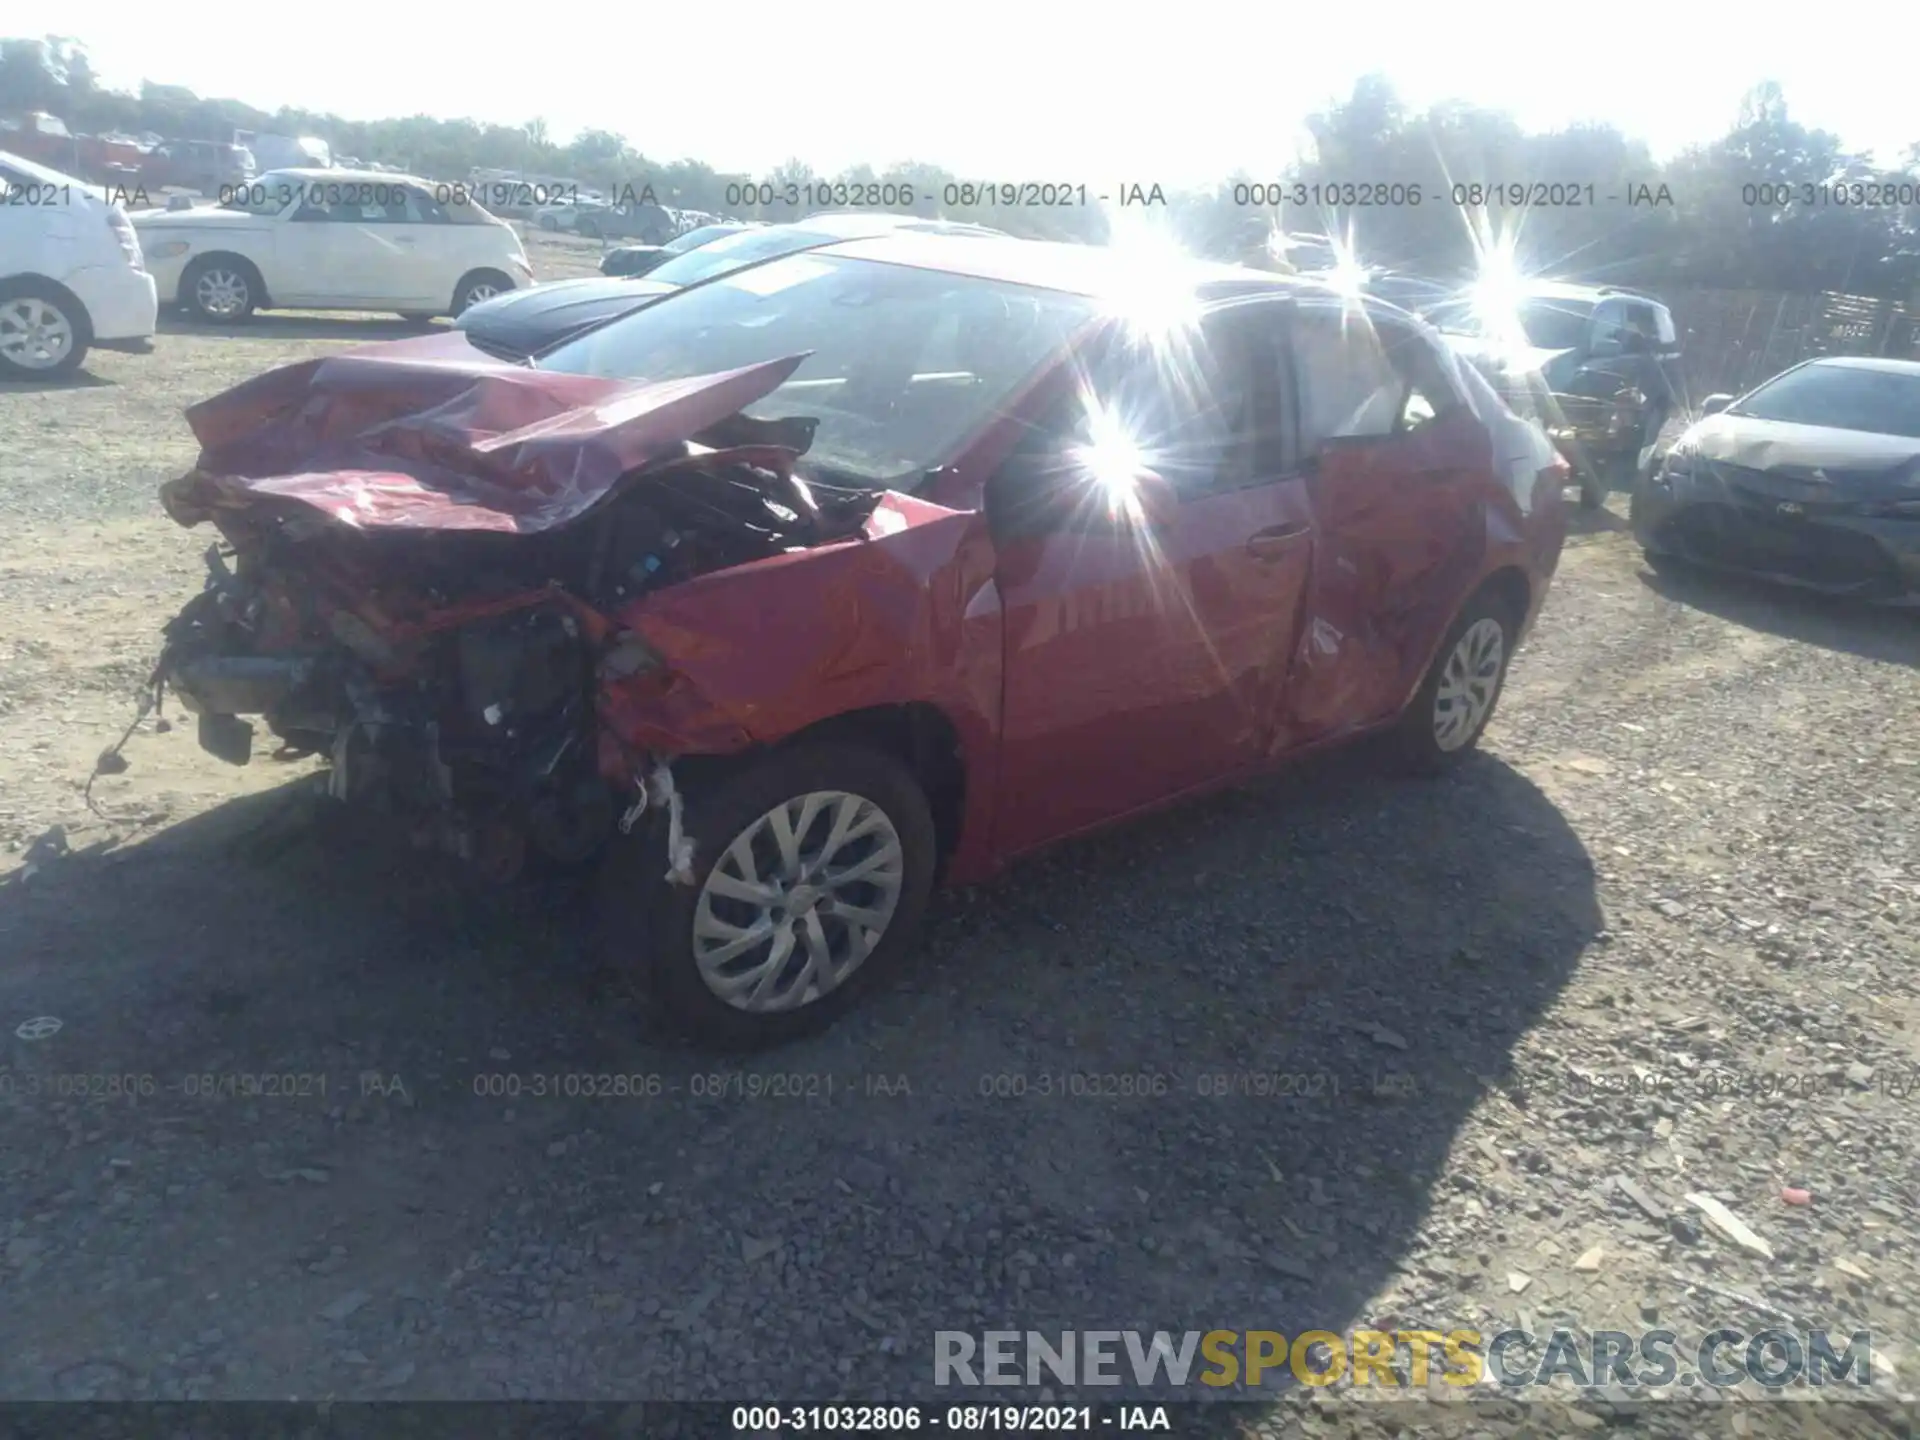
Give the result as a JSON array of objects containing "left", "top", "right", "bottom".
[{"left": 150, "top": 349, "right": 880, "bottom": 879}]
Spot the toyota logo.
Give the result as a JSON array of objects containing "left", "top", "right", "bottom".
[{"left": 1778, "top": 501, "right": 1806, "bottom": 517}]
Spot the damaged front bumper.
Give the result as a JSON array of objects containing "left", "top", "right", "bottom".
[{"left": 1634, "top": 462, "right": 1920, "bottom": 601}]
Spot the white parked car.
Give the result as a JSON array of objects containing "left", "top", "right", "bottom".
[
  {"left": 0, "top": 149, "right": 158, "bottom": 380},
  {"left": 130, "top": 168, "right": 534, "bottom": 323},
  {"left": 533, "top": 196, "right": 607, "bottom": 233}
]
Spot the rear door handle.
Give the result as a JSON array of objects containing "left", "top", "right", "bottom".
[{"left": 1246, "top": 523, "right": 1309, "bottom": 559}]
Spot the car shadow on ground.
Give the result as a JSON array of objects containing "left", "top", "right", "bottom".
[
  {"left": 0, "top": 370, "right": 115, "bottom": 394},
  {"left": 1638, "top": 558, "right": 1920, "bottom": 669},
  {"left": 156, "top": 312, "right": 442, "bottom": 342},
  {"left": 0, "top": 739, "right": 1597, "bottom": 1409}
]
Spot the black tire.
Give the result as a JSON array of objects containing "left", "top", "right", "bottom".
[
  {"left": 179, "top": 255, "right": 259, "bottom": 324},
  {"left": 537, "top": 214, "right": 558, "bottom": 232},
  {"left": 1578, "top": 472, "right": 1606, "bottom": 510},
  {"left": 598, "top": 744, "right": 938, "bottom": 1050},
  {"left": 0, "top": 278, "right": 92, "bottom": 380},
  {"left": 1392, "top": 589, "right": 1519, "bottom": 776},
  {"left": 451, "top": 270, "right": 514, "bottom": 318},
  {"left": 577, "top": 216, "right": 603, "bottom": 240}
]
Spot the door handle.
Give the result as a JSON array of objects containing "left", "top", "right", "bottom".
[{"left": 1245, "top": 523, "right": 1309, "bottom": 559}]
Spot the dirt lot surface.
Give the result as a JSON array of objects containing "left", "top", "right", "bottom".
[{"left": 2, "top": 231, "right": 1918, "bottom": 1435}]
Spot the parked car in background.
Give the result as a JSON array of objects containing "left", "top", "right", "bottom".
[
  {"left": 154, "top": 234, "right": 1566, "bottom": 1045},
  {"left": 0, "top": 111, "right": 82, "bottom": 173},
  {"left": 573, "top": 199, "right": 681, "bottom": 242},
  {"left": 1428, "top": 282, "right": 1682, "bottom": 507},
  {"left": 236, "top": 132, "right": 332, "bottom": 172},
  {"left": 599, "top": 222, "right": 757, "bottom": 278},
  {"left": 533, "top": 195, "right": 607, "bottom": 232},
  {"left": 0, "top": 150, "right": 158, "bottom": 379},
  {"left": 131, "top": 169, "right": 532, "bottom": 322},
  {"left": 461, "top": 213, "right": 1004, "bottom": 360},
  {"left": 1632, "top": 357, "right": 1920, "bottom": 600},
  {"left": 136, "top": 140, "right": 257, "bottom": 197}
]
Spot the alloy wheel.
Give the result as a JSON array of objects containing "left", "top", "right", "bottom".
[
  {"left": 691, "top": 790, "right": 905, "bottom": 1013},
  {"left": 0, "top": 297, "right": 76, "bottom": 370},
  {"left": 195, "top": 267, "right": 250, "bottom": 318},
  {"left": 1433, "top": 617, "right": 1506, "bottom": 751}
]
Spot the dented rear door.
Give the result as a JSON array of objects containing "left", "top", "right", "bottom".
[{"left": 1273, "top": 305, "right": 1492, "bottom": 753}]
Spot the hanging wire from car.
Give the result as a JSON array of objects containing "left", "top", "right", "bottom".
[{"left": 84, "top": 657, "right": 169, "bottom": 818}]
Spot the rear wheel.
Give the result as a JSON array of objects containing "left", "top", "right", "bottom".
[
  {"left": 0, "top": 281, "right": 90, "bottom": 379},
  {"left": 1393, "top": 590, "right": 1517, "bottom": 775},
  {"left": 600, "top": 744, "right": 938, "bottom": 1050}
]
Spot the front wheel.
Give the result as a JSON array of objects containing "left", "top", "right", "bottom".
[
  {"left": 601, "top": 744, "right": 938, "bottom": 1049},
  {"left": 180, "top": 256, "right": 258, "bottom": 323},
  {"left": 1393, "top": 592, "right": 1517, "bottom": 775}
]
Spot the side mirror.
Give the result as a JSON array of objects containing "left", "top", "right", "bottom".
[
  {"left": 1621, "top": 331, "right": 1650, "bottom": 355},
  {"left": 166, "top": 193, "right": 194, "bottom": 212},
  {"left": 1700, "top": 394, "right": 1734, "bottom": 417}
]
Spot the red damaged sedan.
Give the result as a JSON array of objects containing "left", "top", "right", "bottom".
[{"left": 154, "top": 232, "right": 1567, "bottom": 1047}]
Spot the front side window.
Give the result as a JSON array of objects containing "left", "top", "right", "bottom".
[
  {"left": 1000, "top": 303, "right": 1286, "bottom": 503},
  {"left": 538, "top": 255, "right": 1096, "bottom": 486}
]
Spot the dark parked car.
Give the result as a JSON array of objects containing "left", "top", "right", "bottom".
[
  {"left": 1429, "top": 282, "right": 1682, "bottom": 508},
  {"left": 457, "top": 213, "right": 1007, "bottom": 361},
  {"left": 600, "top": 223, "right": 755, "bottom": 278},
  {"left": 1631, "top": 356, "right": 1920, "bottom": 601},
  {"left": 137, "top": 140, "right": 256, "bottom": 196},
  {"left": 153, "top": 234, "right": 1567, "bottom": 1047}
]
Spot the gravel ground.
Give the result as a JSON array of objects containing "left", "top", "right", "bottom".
[{"left": 2, "top": 249, "right": 1918, "bottom": 1435}]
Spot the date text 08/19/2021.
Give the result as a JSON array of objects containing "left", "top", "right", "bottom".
[{"left": 729, "top": 1405, "right": 1172, "bottom": 1432}]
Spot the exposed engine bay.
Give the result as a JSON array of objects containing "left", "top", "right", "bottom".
[{"left": 157, "top": 408, "right": 880, "bottom": 881}]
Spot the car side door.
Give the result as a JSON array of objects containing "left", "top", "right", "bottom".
[
  {"left": 987, "top": 300, "right": 1317, "bottom": 857},
  {"left": 272, "top": 190, "right": 394, "bottom": 306},
  {"left": 1274, "top": 304, "right": 1494, "bottom": 753}
]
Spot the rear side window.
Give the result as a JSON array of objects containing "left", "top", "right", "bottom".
[{"left": 1290, "top": 307, "right": 1463, "bottom": 447}]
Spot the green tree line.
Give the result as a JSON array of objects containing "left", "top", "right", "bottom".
[{"left": 5, "top": 36, "right": 1916, "bottom": 297}]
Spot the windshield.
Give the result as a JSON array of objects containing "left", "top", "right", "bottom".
[
  {"left": 1431, "top": 294, "right": 1594, "bottom": 352},
  {"left": 539, "top": 254, "right": 1096, "bottom": 485},
  {"left": 646, "top": 226, "right": 827, "bottom": 286},
  {"left": 1731, "top": 363, "right": 1920, "bottom": 440},
  {"left": 1510, "top": 298, "right": 1595, "bottom": 352}
]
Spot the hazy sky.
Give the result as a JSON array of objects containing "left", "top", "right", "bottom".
[{"left": 44, "top": 0, "right": 1913, "bottom": 185}]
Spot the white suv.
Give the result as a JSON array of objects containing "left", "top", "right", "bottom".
[
  {"left": 0, "top": 150, "right": 158, "bottom": 380},
  {"left": 131, "top": 168, "right": 534, "bottom": 323}
]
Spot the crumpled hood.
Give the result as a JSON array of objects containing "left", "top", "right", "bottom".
[
  {"left": 162, "top": 348, "right": 807, "bottom": 535},
  {"left": 1681, "top": 413, "right": 1920, "bottom": 492}
]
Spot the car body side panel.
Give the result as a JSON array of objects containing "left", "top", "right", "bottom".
[{"left": 606, "top": 498, "right": 1008, "bottom": 885}]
